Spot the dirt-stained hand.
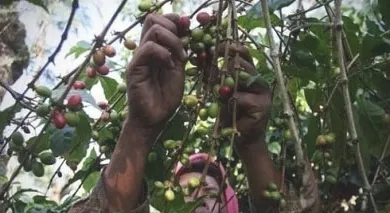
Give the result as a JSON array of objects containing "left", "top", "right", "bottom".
[{"left": 126, "top": 14, "right": 187, "bottom": 132}]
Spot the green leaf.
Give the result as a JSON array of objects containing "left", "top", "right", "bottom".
[
  {"left": 247, "top": 0, "right": 295, "bottom": 20},
  {"left": 160, "top": 110, "right": 187, "bottom": 141},
  {"left": 304, "top": 88, "right": 321, "bottom": 113},
  {"left": 360, "top": 34, "right": 390, "bottom": 62},
  {"left": 81, "top": 149, "right": 97, "bottom": 171},
  {"left": 26, "top": 0, "right": 49, "bottom": 13},
  {"left": 238, "top": 13, "right": 282, "bottom": 30},
  {"left": 303, "top": 115, "right": 321, "bottom": 157},
  {"left": 65, "top": 112, "right": 92, "bottom": 163},
  {"left": 379, "top": 0, "right": 390, "bottom": 29},
  {"left": 66, "top": 40, "right": 91, "bottom": 58},
  {"left": 0, "top": 104, "right": 22, "bottom": 138},
  {"left": 26, "top": 133, "right": 50, "bottom": 155},
  {"left": 268, "top": 142, "right": 281, "bottom": 155},
  {"left": 49, "top": 126, "right": 75, "bottom": 156},
  {"left": 0, "top": 175, "right": 7, "bottom": 184},
  {"left": 99, "top": 76, "right": 119, "bottom": 100},
  {"left": 83, "top": 171, "right": 100, "bottom": 193}
]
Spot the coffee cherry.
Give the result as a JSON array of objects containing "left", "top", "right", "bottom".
[
  {"left": 103, "top": 45, "right": 116, "bottom": 58},
  {"left": 283, "top": 129, "right": 293, "bottom": 140},
  {"left": 87, "top": 67, "right": 97, "bottom": 78},
  {"left": 64, "top": 111, "right": 80, "bottom": 127},
  {"left": 179, "top": 16, "right": 191, "bottom": 30},
  {"left": 35, "top": 85, "right": 51, "bottom": 98},
  {"left": 117, "top": 83, "right": 127, "bottom": 93},
  {"left": 100, "top": 145, "right": 110, "bottom": 153},
  {"left": 53, "top": 113, "right": 67, "bottom": 129},
  {"left": 97, "top": 65, "right": 109, "bottom": 75},
  {"left": 224, "top": 77, "right": 235, "bottom": 87},
  {"left": 208, "top": 102, "right": 219, "bottom": 118},
  {"left": 324, "top": 133, "right": 335, "bottom": 144},
  {"left": 221, "top": 127, "right": 234, "bottom": 137},
  {"left": 93, "top": 50, "right": 106, "bottom": 67},
  {"left": 138, "top": 1, "right": 152, "bottom": 12},
  {"left": 221, "top": 18, "right": 228, "bottom": 29},
  {"left": 262, "top": 190, "right": 271, "bottom": 198},
  {"left": 270, "top": 191, "right": 281, "bottom": 200},
  {"left": 23, "top": 157, "right": 32, "bottom": 172},
  {"left": 38, "top": 151, "right": 56, "bottom": 165},
  {"left": 11, "top": 131, "right": 24, "bottom": 146},
  {"left": 325, "top": 174, "right": 337, "bottom": 184},
  {"left": 32, "top": 160, "right": 45, "bottom": 177},
  {"left": 238, "top": 71, "right": 251, "bottom": 81},
  {"left": 219, "top": 86, "right": 233, "bottom": 99},
  {"left": 185, "top": 67, "right": 198, "bottom": 76},
  {"left": 92, "top": 131, "right": 100, "bottom": 141},
  {"left": 124, "top": 39, "right": 137, "bottom": 50},
  {"left": 213, "top": 84, "right": 221, "bottom": 96},
  {"left": 189, "top": 177, "right": 200, "bottom": 188},
  {"left": 191, "top": 28, "right": 204, "bottom": 41},
  {"left": 154, "top": 181, "right": 165, "bottom": 189},
  {"left": 382, "top": 113, "right": 390, "bottom": 124},
  {"left": 164, "top": 189, "right": 175, "bottom": 201},
  {"left": 196, "top": 125, "right": 209, "bottom": 136},
  {"left": 110, "top": 110, "right": 120, "bottom": 122},
  {"left": 280, "top": 199, "right": 287, "bottom": 208},
  {"left": 73, "top": 80, "right": 86, "bottom": 90},
  {"left": 203, "top": 34, "right": 213, "bottom": 46},
  {"left": 267, "top": 182, "right": 278, "bottom": 191},
  {"left": 183, "top": 95, "right": 198, "bottom": 107},
  {"left": 190, "top": 42, "right": 205, "bottom": 53},
  {"left": 98, "top": 101, "right": 109, "bottom": 110},
  {"left": 119, "top": 110, "right": 128, "bottom": 121},
  {"left": 148, "top": 152, "right": 157, "bottom": 162},
  {"left": 66, "top": 160, "right": 78, "bottom": 171},
  {"left": 197, "top": 52, "right": 207, "bottom": 62},
  {"left": 198, "top": 108, "right": 208, "bottom": 120},
  {"left": 196, "top": 12, "right": 210, "bottom": 25},
  {"left": 316, "top": 135, "right": 327, "bottom": 146},
  {"left": 184, "top": 147, "right": 194, "bottom": 154},
  {"left": 101, "top": 111, "right": 110, "bottom": 122},
  {"left": 67, "top": 95, "right": 82, "bottom": 110},
  {"left": 163, "top": 139, "right": 176, "bottom": 150}
]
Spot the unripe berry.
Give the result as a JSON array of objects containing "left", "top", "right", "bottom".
[
  {"left": 164, "top": 189, "right": 175, "bottom": 201},
  {"left": 93, "top": 50, "right": 106, "bottom": 67},
  {"left": 189, "top": 177, "right": 200, "bottom": 188},
  {"left": 124, "top": 39, "right": 137, "bottom": 50}
]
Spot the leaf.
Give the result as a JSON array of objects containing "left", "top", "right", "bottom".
[
  {"left": 49, "top": 126, "right": 75, "bottom": 156},
  {"left": 51, "top": 86, "right": 98, "bottom": 108},
  {"left": 27, "top": 0, "right": 49, "bottom": 13},
  {"left": 379, "top": 0, "right": 390, "bottom": 29},
  {"left": 0, "top": 175, "right": 7, "bottom": 184},
  {"left": 238, "top": 13, "right": 282, "bottom": 30},
  {"left": 99, "top": 76, "right": 118, "bottom": 100},
  {"left": 303, "top": 115, "right": 321, "bottom": 157},
  {"left": 268, "top": 142, "right": 281, "bottom": 155},
  {"left": 65, "top": 40, "right": 91, "bottom": 58},
  {"left": 0, "top": 104, "right": 22, "bottom": 138},
  {"left": 65, "top": 112, "right": 92, "bottom": 163},
  {"left": 360, "top": 34, "right": 390, "bottom": 62},
  {"left": 26, "top": 133, "right": 50, "bottom": 155},
  {"left": 83, "top": 171, "right": 100, "bottom": 193},
  {"left": 160, "top": 110, "right": 187, "bottom": 141},
  {"left": 81, "top": 149, "right": 97, "bottom": 171},
  {"left": 247, "top": 0, "right": 295, "bottom": 20}
]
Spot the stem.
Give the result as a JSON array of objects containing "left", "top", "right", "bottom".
[
  {"left": 333, "top": 0, "right": 376, "bottom": 212},
  {"left": 371, "top": 135, "right": 390, "bottom": 185},
  {"left": 260, "top": 0, "right": 304, "bottom": 169}
]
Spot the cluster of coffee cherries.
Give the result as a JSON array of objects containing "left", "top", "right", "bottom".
[
  {"left": 153, "top": 176, "right": 201, "bottom": 202},
  {"left": 262, "top": 182, "right": 287, "bottom": 209},
  {"left": 7, "top": 131, "right": 56, "bottom": 177}
]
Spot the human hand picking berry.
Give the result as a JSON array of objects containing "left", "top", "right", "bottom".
[{"left": 68, "top": 12, "right": 320, "bottom": 213}]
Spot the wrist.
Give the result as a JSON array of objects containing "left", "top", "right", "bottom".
[
  {"left": 119, "top": 119, "right": 161, "bottom": 151},
  {"left": 235, "top": 135, "right": 267, "bottom": 155}
]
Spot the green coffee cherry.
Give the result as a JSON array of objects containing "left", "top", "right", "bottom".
[
  {"left": 36, "top": 103, "right": 51, "bottom": 117},
  {"left": 189, "top": 177, "right": 201, "bottom": 188},
  {"left": 32, "top": 160, "right": 45, "bottom": 177},
  {"left": 191, "top": 28, "right": 204, "bottom": 41},
  {"left": 224, "top": 77, "right": 235, "bottom": 87},
  {"left": 221, "top": 127, "right": 234, "bottom": 137},
  {"left": 11, "top": 131, "right": 24, "bottom": 146},
  {"left": 64, "top": 111, "right": 80, "bottom": 127},
  {"left": 207, "top": 102, "right": 219, "bottom": 118},
  {"left": 198, "top": 108, "right": 208, "bottom": 121},
  {"left": 164, "top": 189, "right": 175, "bottom": 201},
  {"left": 38, "top": 151, "right": 56, "bottom": 165},
  {"left": 35, "top": 85, "right": 51, "bottom": 98}
]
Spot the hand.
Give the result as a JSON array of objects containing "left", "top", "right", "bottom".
[
  {"left": 216, "top": 44, "right": 272, "bottom": 144},
  {"left": 126, "top": 14, "right": 187, "bottom": 132}
]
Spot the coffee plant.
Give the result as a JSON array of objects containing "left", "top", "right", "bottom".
[{"left": 0, "top": 0, "right": 390, "bottom": 212}]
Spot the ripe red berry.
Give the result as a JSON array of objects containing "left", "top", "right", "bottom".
[
  {"left": 72, "top": 80, "right": 86, "bottom": 90},
  {"left": 219, "top": 86, "right": 233, "bottom": 99},
  {"left": 179, "top": 16, "right": 191, "bottom": 30},
  {"left": 198, "top": 52, "right": 207, "bottom": 62},
  {"left": 97, "top": 65, "right": 109, "bottom": 75},
  {"left": 196, "top": 12, "right": 210, "bottom": 25},
  {"left": 98, "top": 101, "right": 109, "bottom": 110},
  {"left": 67, "top": 95, "right": 82, "bottom": 110},
  {"left": 101, "top": 111, "right": 110, "bottom": 122},
  {"left": 53, "top": 113, "right": 67, "bottom": 129},
  {"left": 87, "top": 67, "right": 97, "bottom": 78},
  {"left": 103, "top": 45, "right": 116, "bottom": 58}
]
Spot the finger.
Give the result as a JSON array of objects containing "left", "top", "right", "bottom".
[
  {"left": 128, "top": 41, "right": 174, "bottom": 73},
  {"left": 141, "top": 24, "right": 187, "bottom": 61},
  {"left": 216, "top": 42, "right": 254, "bottom": 65},
  {"left": 141, "top": 13, "right": 180, "bottom": 39}
]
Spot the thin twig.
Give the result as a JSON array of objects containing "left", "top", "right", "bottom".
[
  {"left": 261, "top": 0, "right": 304, "bottom": 170},
  {"left": 371, "top": 135, "right": 390, "bottom": 185},
  {"left": 334, "top": 1, "right": 377, "bottom": 212}
]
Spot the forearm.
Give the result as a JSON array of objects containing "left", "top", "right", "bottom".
[
  {"left": 103, "top": 119, "right": 154, "bottom": 212},
  {"left": 236, "top": 138, "right": 281, "bottom": 207}
]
